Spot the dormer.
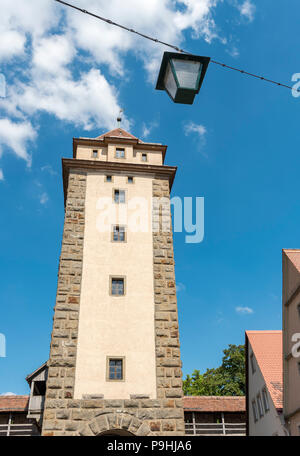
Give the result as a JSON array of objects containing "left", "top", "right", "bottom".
[{"left": 73, "top": 128, "right": 167, "bottom": 166}]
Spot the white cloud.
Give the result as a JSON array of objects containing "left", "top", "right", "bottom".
[
  {"left": 41, "top": 165, "right": 57, "bottom": 176},
  {"left": 0, "top": 392, "right": 16, "bottom": 396},
  {"left": 0, "top": 119, "right": 37, "bottom": 165},
  {"left": 0, "top": 0, "right": 254, "bottom": 166},
  {"left": 174, "top": 0, "right": 220, "bottom": 43},
  {"left": 39, "top": 192, "right": 49, "bottom": 205},
  {"left": 32, "top": 34, "right": 76, "bottom": 74},
  {"left": 142, "top": 120, "right": 159, "bottom": 139},
  {"left": 238, "top": 0, "right": 256, "bottom": 22},
  {"left": 0, "top": 169, "right": 4, "bottom": 181},
  {"left": 5, "top": 68, "right": 125, "bottom": 132},
  {"left": 235, "top": 306, "right": 254, "bottom": 315},
  {"left": 226, "top": 45, "right": 240, "bottom": 58},
  {"left": 184, "top": 121, "right": 207, "bottom": 137},
  {"left": 176, "top": 282, "right": 186, "bottom": 292},
  {"left": 0, "top": 30, "right": 26, "bottom": 62}
]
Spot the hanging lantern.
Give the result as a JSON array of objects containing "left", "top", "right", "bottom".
[{"left": 156, "top": 52, "right": 210, "bottom": 104}]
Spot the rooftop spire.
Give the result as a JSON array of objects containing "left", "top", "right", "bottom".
[{"left": 117, "top": 109, "right": 123, "bottom": 128}]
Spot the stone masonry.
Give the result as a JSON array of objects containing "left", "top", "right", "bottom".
[{"left": 42, "top": 170, "right": 185, "bottom": 436}]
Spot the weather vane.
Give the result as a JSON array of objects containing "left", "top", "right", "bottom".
[{"left": 117, "top": 109, "right": 123, "bottom": 127}]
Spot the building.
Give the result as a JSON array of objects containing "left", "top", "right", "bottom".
[
  {"left": 282, "top": 249, "right": 300, "bottom": 436},
  {"left": 0, "top": 389, "right": 246, "bottom": 437},
  {"left": 184, "top": 396, "right": 246, "bottom": 436},
  {"left": 41, "top": 127, "right": 185, "bottom": 436},
  {"left": 0, "top": 396, "right": 39, "bottom": 436},
  {"left": 245, "top": 330, "right": 287, "bottom": 436}
]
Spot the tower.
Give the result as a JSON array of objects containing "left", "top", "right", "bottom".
[{"left": 42, "top": 128, "right": 185, "bottom": 436}]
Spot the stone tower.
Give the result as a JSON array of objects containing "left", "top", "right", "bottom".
[{"left": 42, "top": 128, "right": 185, "bottom": 436}]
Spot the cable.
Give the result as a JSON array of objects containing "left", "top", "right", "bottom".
[
  {"left": 54, "top": 0, "right": 299, "bottom": 93},
  {"left": 54, "top": 0, "right": 185, "bottom": 52},
  {"left": 210, "top": 59, "right": 295, "bottom": 91}
]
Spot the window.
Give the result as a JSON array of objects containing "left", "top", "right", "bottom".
[
  {"left": 112, "top": 225, "right": 126, "bottom": 242},
  {"left": 92, "top": 150, "right": 98, "bottom": 158},
  {"left": 250, "top": 353, "right": 256, "bottom": 374},
  {"left": 257, "top": 393, "right": 264, "bottom": 418},
  {"left": 114, "top": 189, "right": 125, "bottom": 204},
  {"left": 141, "top": 153, "right": 147, "bottom": 162},
  {"left": 128, "top": 176, "right": 134, "bottom": 184},
  {"left": 106, "top": 175, "right": 112, "bottom": 183},
  {"left": 116, "top": 148, "right": 125, "bottom": 159},
  {"left": 32, "top": 381, "right": 46, "bottom": 396},
  {"left": 111, "top": 277, "right": 125, "bottom": 296},
  {"left": 108, "top": 358, "right": 124, "bottom": 381},
  {"left": 252, "top": 399, "right": 258, "bottom": 422},
  {"left": 262, "top": 387, "right": 269, "bottom": 412}
]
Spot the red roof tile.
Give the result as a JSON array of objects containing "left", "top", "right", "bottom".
[
  {"left": 0, "top": 395, "right": 29, "bottom": 412},
  {"left": 96, "top": 128, "right": 138, "bottom": 141},
  {"left": 183, "top": 396, "right": 245, "bottom": 412},
  {"left": 246, "top": 330, "right": 283, "bottom": 409}
]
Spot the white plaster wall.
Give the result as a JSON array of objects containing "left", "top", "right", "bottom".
[
  {"left": 74, "top": 171, "right": 157, "bottom": 399},
  {"left": 248, "top": 342, "right": 286, "bottom": 436},
  {"left": 76, "top": 146, "right": 107, "bottom": 161},
  {"left": 76, "top": 144, "right": 162, "bottom": 165}
]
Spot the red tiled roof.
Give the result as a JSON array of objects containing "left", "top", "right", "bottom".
[
  {"left": 183, "top": 396, "right": 245, "bottom": 412},
  {"left": 246, "top": 330, "right": 283, "bottom": 409},
  {"left": 0, "top": 395, "right": 29, "bottom": 412},
  {"left": 96, "top": 128, "right": 138, "bottom": 141}
]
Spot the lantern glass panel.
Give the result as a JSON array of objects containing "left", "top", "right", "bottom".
[
  {"left": 171, "top": 59, "right": 202, "bottom": 89},
  {"left": 164, "top": 62, "right": 177, "bottom": 99}
]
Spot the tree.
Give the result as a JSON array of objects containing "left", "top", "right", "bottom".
[{"left": 183, "top": 344, "right": 245, "bottom": 396}]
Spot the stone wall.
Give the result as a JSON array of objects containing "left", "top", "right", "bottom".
[{"left": 42, "top": 171, "right": 185, "bottom": 436}]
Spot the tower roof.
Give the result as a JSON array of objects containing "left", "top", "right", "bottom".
[
  {"left": 74, "top": 127, "right": 167, "bottom": 161},
  {"left": 95, "top": 128, "right": 139, "bottom": 141}
]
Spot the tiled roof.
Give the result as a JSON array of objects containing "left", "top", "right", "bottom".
[
  {"left": 96, "top": 128, "right": 138, "bottom": 141},
  {"left": 93, "top": 128, "right": 163, "bottom": 146},
  {"left": 0, "top": 395, "right": 29, "bottom": 412},
  {"left": 246, "top": 330, "right": 283, "bottom": 409},
  {"left": 183, "top": 396, "right": 245, "bottom": 412},
  {"left": 0, "top": 394, "right": 245, "bottom": 414}
]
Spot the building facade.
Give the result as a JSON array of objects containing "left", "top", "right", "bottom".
[
  {"left": 0, "top": 396, "right": 39, "bottom": 436},
  {"left": 41, "top": 128, "right": 185, "bottom": 436},
  {"left": 245, "top": 331, "right": 287, "bottom": 436},
  {"left": 184, "top": 396, "right": 246, "bottom": 436},
  {"left": 0, "top": 390, "right": 246, "bottom": 437},
  {"left": 282, "top": 249, "right": 300, "bottom": 436}
]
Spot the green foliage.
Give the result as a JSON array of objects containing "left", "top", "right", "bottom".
[{"left": 183, "top": 344, "right": 245, "bottom": 396}]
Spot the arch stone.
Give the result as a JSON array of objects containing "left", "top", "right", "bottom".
[{"left": 77, "top": 412, "right": 151, "bottom": 436}]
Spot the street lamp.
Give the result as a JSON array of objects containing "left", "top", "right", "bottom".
[{"left": 155, "top": 52, "right": 210, "bottom": 105}]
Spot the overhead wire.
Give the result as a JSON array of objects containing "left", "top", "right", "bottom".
[{"left": 54, "top": 0, "right": 299, "bottom": 93}]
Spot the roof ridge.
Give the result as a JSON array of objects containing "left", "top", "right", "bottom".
[{"left": 96, "top": 127, "right": 138, "bottom": 140}]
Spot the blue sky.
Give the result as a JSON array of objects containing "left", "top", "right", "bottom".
[{"left": 0, "top": 0, "right": 300, "bottom": 395}]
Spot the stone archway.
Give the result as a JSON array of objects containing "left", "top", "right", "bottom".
[
  {"left": 78, "top": 412, "right": 151, "bottom": 436},
  {"left": 98, "top": 429, "right": 135, "bottom": 436}
]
